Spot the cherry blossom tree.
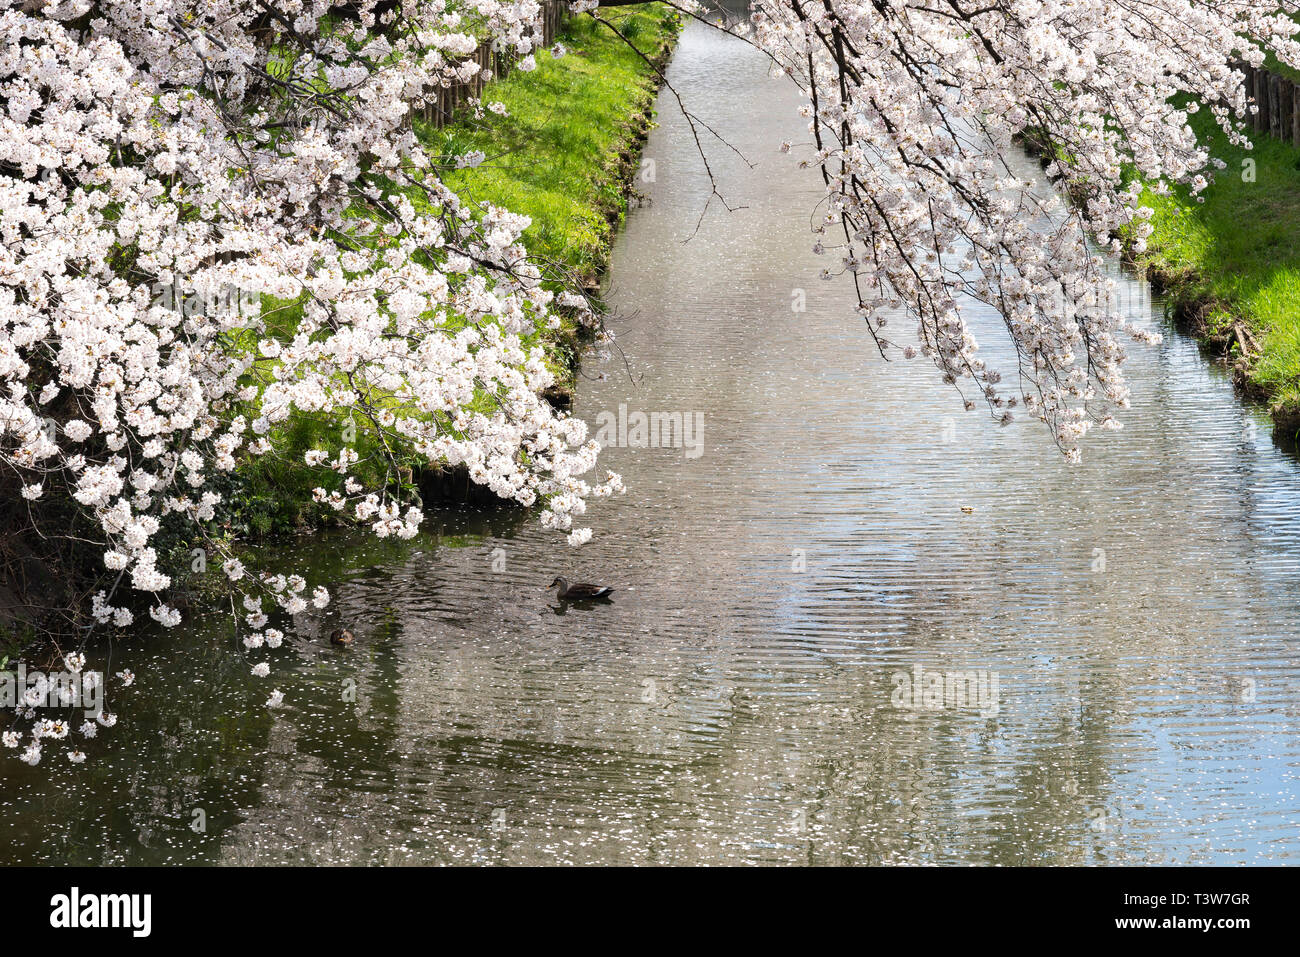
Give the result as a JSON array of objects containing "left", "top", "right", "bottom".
[
  {"left": 1, "top": 0, "right": 622, "bottom": 762},
  {"left": 737, "top": 0, "right": 1300, "bottom": 458}
]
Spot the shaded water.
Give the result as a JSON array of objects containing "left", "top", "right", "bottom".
[{"left": 3, "top": 22, "right": 1300, "bottom": 866}]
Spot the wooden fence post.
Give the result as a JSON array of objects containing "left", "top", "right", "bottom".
[
  {"left": 1270, "top": 73, "right": 1283, "bottom": 140},
  {"left": 1264, "top": 70, "right": 1275, "bottom": 134},
  {"left": 1280, "top": 78, "right": 1294, "bottom": 146},
  {"left": 1253, "top": 69, "right": 1266, "bottom": 133},
  {"left": 1292, "top": 81, "right": 1300, "bottom": 149},
  {"left": 1251, "top": 67, "right": 1263, "bottom": 133},
  {"left": 1266, "top": 72, "right": 1275, "bottom": 138}
]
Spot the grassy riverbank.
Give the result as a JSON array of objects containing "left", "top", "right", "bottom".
[
  {"left": 227, "top": 7, "right": 681, "bottom": 536},
  {"left": 1131, "top": 109, "right": 1300, "bottom": 435},
  {"left": 424, "top": 6, "right": 678, "bottom": 287},
  {"left": 420, "top": 5, "right": 680, "bottom": 396}
]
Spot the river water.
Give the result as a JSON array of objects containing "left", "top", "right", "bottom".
[{"left": 2, "top": 20, "right": 1299, "bottom": 866}]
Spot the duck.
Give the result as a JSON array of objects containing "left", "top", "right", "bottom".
[
  {"left": 329, "top": 628, "right": 355, "bottom": 647},
  {"left": 547, "top": 576, "right": 613, "bottom": 601}
]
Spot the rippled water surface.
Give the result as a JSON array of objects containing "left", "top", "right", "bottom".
[{"left": 3, "top": 21, "right": 1299, "bottom": 866}]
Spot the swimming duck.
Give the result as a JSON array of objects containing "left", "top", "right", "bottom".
[
  {"left": 548, "top": 577, "right": 613, "bottom": 601},
  {"left": 329, "top": 628, "right": 355, "bottom": 647}
]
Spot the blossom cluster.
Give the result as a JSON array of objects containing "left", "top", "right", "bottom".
[
  {"left": 748, "top": 0, "right": 1300, "bottom": 458},
  {"left": 1, "top": 0, "right": 621, "bottom": 762}
]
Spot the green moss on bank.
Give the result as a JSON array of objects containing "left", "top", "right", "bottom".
[{"left": 1134, "top": 107, "right": 1300, "bottom": 429}]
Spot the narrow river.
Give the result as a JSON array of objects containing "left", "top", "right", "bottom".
[{"left": 3, "top": 19, "right": 1299, "bottom": 866}]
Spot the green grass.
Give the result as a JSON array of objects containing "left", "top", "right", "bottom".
[
  {"left": 420, "top": 6, "right": 680, "bottom": 282},
  {"left": 1135, "top": 105, "right": 1300, "bottom": 409}
]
